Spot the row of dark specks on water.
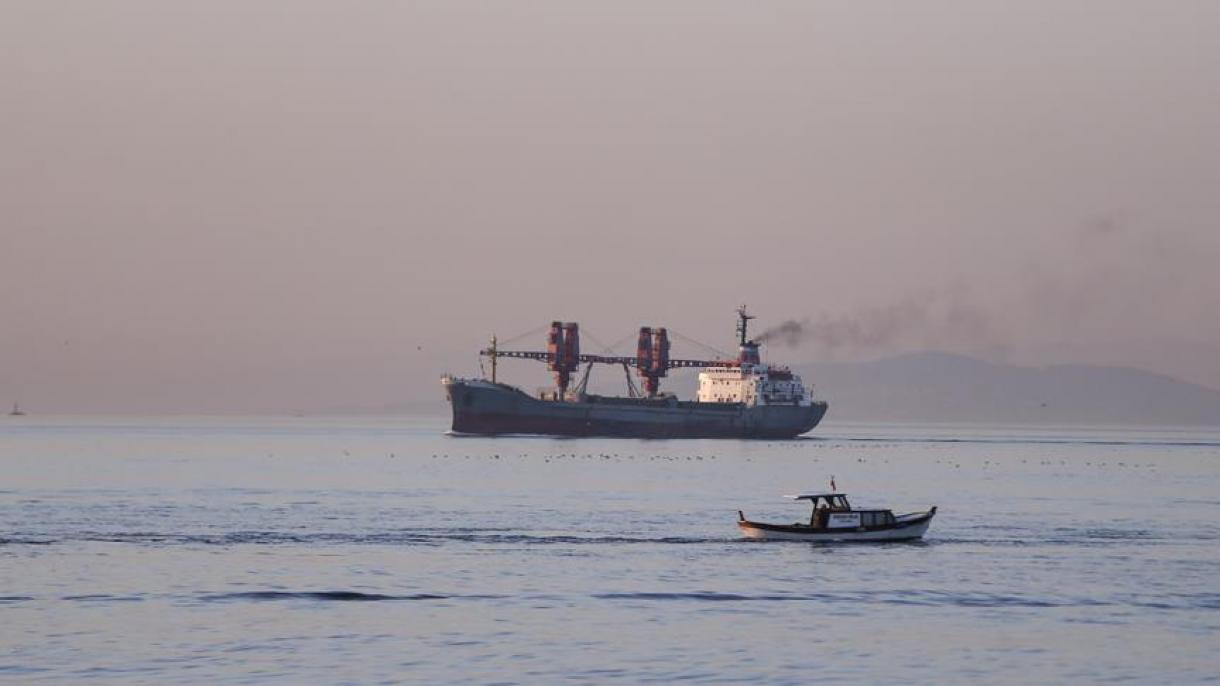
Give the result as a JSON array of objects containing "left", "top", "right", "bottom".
[
  {"left": 261, "top": 447, "right": 1158, "bottom": 470},
  {"left": 1022, "top": 459, "right": 1157, "bottom": 468},
  {"left": 925, "top": 457, "right": 1158, "bottom": 469}
]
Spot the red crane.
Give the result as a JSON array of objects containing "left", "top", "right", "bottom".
[{"left": 482, "top": 317, "right": 750, "bottom": 397}]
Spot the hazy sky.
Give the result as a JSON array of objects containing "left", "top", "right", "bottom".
[{"left": 3, "top": 1, "right": 1219, "bottom": 413}]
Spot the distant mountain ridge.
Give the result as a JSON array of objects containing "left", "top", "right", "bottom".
[{"left": 791, "top": 351, "right": 1220, "bottom": 426}]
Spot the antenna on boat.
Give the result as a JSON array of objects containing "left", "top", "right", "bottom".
[{"left": 736, "top": 305, "right": 755, "bottom": 346}]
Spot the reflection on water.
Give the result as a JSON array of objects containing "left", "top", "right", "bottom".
[{"left": 2, "top": 416, "right": 1219, "bottom": 683}]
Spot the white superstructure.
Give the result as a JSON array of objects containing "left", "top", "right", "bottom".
[{"left": 695, "top": 343, "right": 813, "bottom": 407}]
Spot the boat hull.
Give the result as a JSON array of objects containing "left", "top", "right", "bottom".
[
  {"left": 444, "top": 378, "right": 827, "bottom": 439},
  {"left": 738, "top": 509, "right": 936, "bottom": 542}
]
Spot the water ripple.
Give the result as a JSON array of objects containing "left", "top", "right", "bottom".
[
  {"left": 201, "top": 591, "right": 496, "bottom": 602},
  {"left": 1, "top": 530, "right": 726, "bottom": 547}
]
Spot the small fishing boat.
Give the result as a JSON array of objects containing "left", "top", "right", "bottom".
[
  {"left": 737, "top": 493, "right": 936, "bottom": 542},
  {"left": 9, "top": 402, "right": 24, "bottom": 417}
]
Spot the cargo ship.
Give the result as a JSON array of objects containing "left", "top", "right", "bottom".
[{"left": 442, "top": 307, "right": 827, "bottom": 438}]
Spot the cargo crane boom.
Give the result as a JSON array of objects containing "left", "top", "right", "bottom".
[
  {"left": 482, "top": 321, "right": 741, "bottom": 397},
  {"left": 485, "top": 350, "right": 739, "bottom": 369}
]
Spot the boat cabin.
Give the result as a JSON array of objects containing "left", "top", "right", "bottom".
[{"left": 785, "top": 493, "right": 896, "bottom": 530}]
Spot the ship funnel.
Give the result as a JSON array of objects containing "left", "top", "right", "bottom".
[{"left": 738, "top": 341, "right": 761, "bottom": 366}]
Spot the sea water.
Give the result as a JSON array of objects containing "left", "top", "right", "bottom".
[{"left": 1, "top": 416, "right": 1218, "bottom": 684}]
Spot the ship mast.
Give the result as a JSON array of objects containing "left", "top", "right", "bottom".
[
  {"left": 736, "top": 305, "right": 755, "bottom": 346},
  {"left": 488, "top": 335, "right": 498, "bottom": 383}
]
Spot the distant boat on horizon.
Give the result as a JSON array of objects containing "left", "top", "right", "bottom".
[{"left": 9, "top": 402, "right": 25, "bottom": 416}]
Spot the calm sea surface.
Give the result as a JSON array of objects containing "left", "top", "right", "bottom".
[{"left": 2, "top": 416, "right": 1218, "bottom": 684}]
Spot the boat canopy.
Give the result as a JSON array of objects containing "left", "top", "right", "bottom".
[{"left": 785, "top": 493, "right": 852, "bottom": 510}]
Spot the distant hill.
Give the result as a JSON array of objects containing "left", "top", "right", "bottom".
[{"left": 788, "top": 351, "right": 1220, "bottom": 426}]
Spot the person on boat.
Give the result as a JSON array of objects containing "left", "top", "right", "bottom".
[{"left": 813, "top": 502, "right": 830, "bottom": 529}]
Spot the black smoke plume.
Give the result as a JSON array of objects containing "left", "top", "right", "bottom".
[{"left": 754, "top": 290, "right": 1000, "bottom": 357}]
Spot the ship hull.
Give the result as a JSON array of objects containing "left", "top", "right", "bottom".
[{"left": 443, "top": 378, "right": 827, "bottom": 439}]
